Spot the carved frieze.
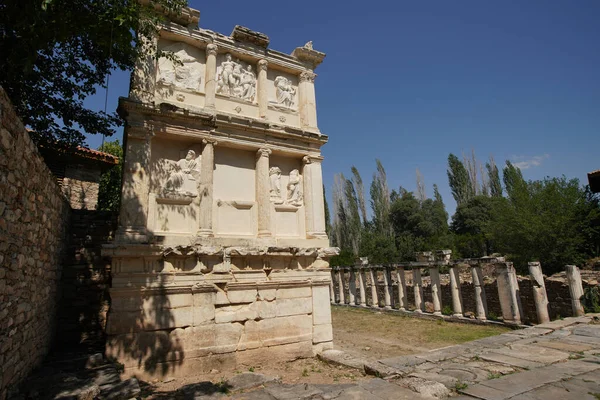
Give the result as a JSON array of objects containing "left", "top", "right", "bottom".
[
  {"left": 161, "top": 150, "right": 201, "bottom": 198},
  {"left": 157, "top": 42, "right": 203, "bottom": 92},
  {"left": 274, "top": 76, "right": 296, "bottom": 108},
  {"left": 216, "top": 53, "right": 256, "bottom": 102}
]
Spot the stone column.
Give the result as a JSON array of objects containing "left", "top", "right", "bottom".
[
  {"left": 298, "top": 71, "right": 318, "bottom": 131},
  {"left": 257, "top": 59, "right": 268, "bottom": 119},
  {"left": 357, "top": 267, "right": 367, "bottom": 306},
  {"left": 255, "top": 148, "right": 272, "bottom": 237},
  {"left": 449, "top": 266, "right": 464, "bottom": 317},
  {"left": 369, "top": 267, "right": 379, "bottom": 307},
  {"left": 302, "top": 156, "right": 327, "bottom": 239},
  {"left": 429, "top": 266, "right": 442, "bottom": 315},
  {"left": 396, "top": 266, "right": 408, "bottom": 311},
  {"left": 117, "top": 128, "right": 152, "bottom": 242},
  {"left": 471, "top": 265, "right": 488, "bottom": 320},
  {"left": 413, "top": 268, "right": 424, "bottom": 313},
  {"left": 348, "top": 267, "right": 357, "bottom": 305},
  {"left": 337, "top": 268, "right": 345, "bottom": 304},
  {"left": 495, "top": 262, "right": 522, "bottom": 325},
  {"left": 382, "top": 267, "right": 392, "bottom": 309},
  {"left": 528, "top": 262, "right": 550, "bottom": 324},
  {"left": 565, "top": 265, "right": 585, "bottom": 317},
  {"left": 329, "top": 271, "right": 335, "bottom": 304},
  {"left": 204, "top": 44, "right": 218, "bottom": 110},
  {"left": 197, "top": 139, "right": 216, "bottom": 236}
]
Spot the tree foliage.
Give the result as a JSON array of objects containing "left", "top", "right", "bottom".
[
  {"left": 0, "top": 0, "right": 186, "bottom": 145},
  {"left": 97, "top": 139, "right": 123, "bottom": 212}
]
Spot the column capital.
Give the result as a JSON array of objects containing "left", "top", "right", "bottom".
[
  {"left": 202, "top": 138, "right": 218, "bottom": 146},
  {"left": 302, "top": 154, "right": 323, "bottom": 165},
  {"left": 299, "top": 71, "right": 317, "bottom": 83},
  {"left": 206, "top": 43, "right": 218, "bottom": 56},
  {"left": 257, "top": 148, "right": 272, "bottom": 159},
  {"left": 258, "top": 59, "right": 268, "bottom": 71}
]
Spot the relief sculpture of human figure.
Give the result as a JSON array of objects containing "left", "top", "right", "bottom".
[
  {"left": 269, "top": 166, "right": 283, "bottom": 204},
  {"left": 274, "top": 76, "right": 296, "bottom": 108},
  {"left": 286, "top": 169, "right": 303, "bottom": 206},
  {"left": 216, "top": 54, "right": 256, "bottom": 102},
  {"left": 163, "top": 150, "right": 200, "bottom": 197}
]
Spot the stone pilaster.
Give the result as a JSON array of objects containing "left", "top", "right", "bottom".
[
  {"left": 117, "top": 127, "right": 153, "bottom": 242},
  {"left": 369, "top": 268, "right": 379, "bottom": 307},
  {"left": 204, "top": 44, "right": 218, "bottom": 110},
  {"left": 329, "top": 271, "right": 335, "bottom": 304},
  {"left": 396, "top": 266, "right": 407, "bottom": 311},
  {"left": 528, "top": 262, "right": 550, "bottom": 323},
  {"left": 413, "top": 268, "right": 424, "bottom": 313},
  {"left": 298, "top": 71, "right": 318, "bottom": 131},
  {"left": 302, "top": 155, "right": 327, "bottom": 239},
  {"left": 449, "top": 266, "right": 464, "bottom": 317},
  {"left": 565, "top": 265, "right": 585, "bottom": 317},
  {"left": 495, "top": 262, "right": 523, "bottom": 325},
  {"left": 429, "top": 266, "right": 442, "bottom": 315},
  {"left": 255, "top": 148, "right": 272, "bottom": 237},
  {"left": 198, "top": 139, "right": 216, "bottom": 237},
  {"left": 257, "top": 59, "right": 268, "bottom": 119},
  {"left": 472, "top": 265, "right": 488, "bottom": 320},
  {"left": 130, "top": 36, "right": 158, "bottom": 103}
]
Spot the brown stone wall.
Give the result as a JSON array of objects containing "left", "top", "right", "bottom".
[
  {"left": 62, "top": 164, "right": 102, "bottom": 210},
  {"left": 0, "top": 87, "right": 71, "bottom": 400},
  {"left": 332, "top": 267, "right": 596, "bottom": 325}
]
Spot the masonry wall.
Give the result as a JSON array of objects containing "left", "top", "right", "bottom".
[
  {"left": 62, "top": 164, "right": 102, "bottom": 210},
  {"left": 0, "top": 87, "right": 71, "bottom": 400}
]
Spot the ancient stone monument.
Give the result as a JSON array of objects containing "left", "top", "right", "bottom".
[{"left": 103, "top": 6, "right": 336, "bottom": 378}]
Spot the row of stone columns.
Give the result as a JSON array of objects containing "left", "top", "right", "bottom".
[{"left": 329, "top": 263, "right": 587, "bottom": 325}]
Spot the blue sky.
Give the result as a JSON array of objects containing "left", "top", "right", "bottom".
[{"left": 84, "top": 0, "right": 600, "bottom": 215}]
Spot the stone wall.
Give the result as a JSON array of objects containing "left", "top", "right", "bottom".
[
  {"left": 55, "top": 210, "right": 118, "bottom": 351},
  {"left": 62, "top": 164, "right": 102, "bottom": 210},
  {"left": 333, "top": 267, "right": 597, "bottom": 325},
  {"left": 0, "top": 87, "right": 71, "bottom": 400}
]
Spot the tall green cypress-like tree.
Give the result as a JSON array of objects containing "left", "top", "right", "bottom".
[
  {"left": 486, "top": 156, "right": 503, "bottom": 197},
  {"left": 351, "top": 166, "right": 368, "bottom": 226},
  {"left": 370, "top": 159, "right": 393, "bottom": 237},
  {"left": 323, "top": 184, "right": 331, "bottom": 236},
  {"left": 447, "top": 153, "right": 471, "bottom": 206}
]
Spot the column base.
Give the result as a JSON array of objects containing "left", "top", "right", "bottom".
[
  {"left": 433, "top": 312, "right": 442, "bottom": 316},
  {"left": 257, "top": 230, "right": 272, "bottom": 238},
  {"left": 197, "top": 229, "right": 214, "bottom": 237},
  {"left": 476, "top": 316, "right": 487, "bottom": 321},
  {"left": 453, "top": 313, "right": 464, "bottom": 318},
  {"left": 307, "top": 231, "right": 328, "bottom": 239},
  {"left": 384, "top": 306, "right": 392, "bottom": 310}
]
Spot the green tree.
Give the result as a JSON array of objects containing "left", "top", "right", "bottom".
[
  {"left": 0, "top": 0, "right": 186, "bottom": 145},
  {"left": 370, "top": 159, "right": 393, "bottom": 237},
  {"left": 486, "top": 156, "right": 503, "bottom": 197},
  {"left": 451, "top": 195, "right": 504, "bottom": 257},
  {"left": 97, "top": 139, "right": 123, "bottom": 212},
  {"left": 447, "top": 153, "right": 472, "bottom": 206},
  {"left": 323, "top": 185, "right": 331, "bottom": 236}
]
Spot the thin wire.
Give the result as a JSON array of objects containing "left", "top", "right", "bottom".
[{"left": 101, "top": 19, "right": 115, "bottom": 149}]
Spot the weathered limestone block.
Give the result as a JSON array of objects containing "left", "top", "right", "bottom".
[
  {"left": 313, "top": 324, "right": 333, "bottom": 344},
  {"left": 258, "top": 315, "right": 313, "bottom": 347},
  {"left": 312, "top": 284, "right": 333, "bottom": 325}
]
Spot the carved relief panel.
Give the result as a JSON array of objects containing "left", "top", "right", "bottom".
[
  {"left": 215, "top": 53, "right": 257, "bottom": 102},
  {"left": 156, "top": 41, "right": 205, "bottom": 93}
]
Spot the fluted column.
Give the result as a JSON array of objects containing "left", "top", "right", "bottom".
[
  {"left": 413, "top": 268, "right": 424, "bottom": 313},
  {"left": 449, "top": 266, "right": 464, "bottom": 317},
  {"left": 358, "top": 267, "right": 367, "bottom": 306},
  {"left": 337, "top": 268, "right": 345, "bottom": 304},
  {"left": 117, "top": 128, "right": 153, "bottom": 242},
  {"left": 197, "top": 139, "right": 216, "bottom": 236},
  {"left": 566, "top": 265, "right": 585, "bottom": 317},
  {"left": 302, "top": 156, "right": 327, "bottom": 239},
  {"left": 298, "top": 71, "right": 318, "bottom": 131},
  {"left": 257, "top": 59, "right": 268, "bottom": 119},
  {"left": 430, "top": 266, "right": 442, "bottom": 315},
  {"left": 204, "top": 44, "right": 218, "bottom": 110},
  {"left": 381, "top": 267, "right": 391, "bottom": 309},
  {"left": 396, "top": 266, "right": 407, "bottom": 311},
  {"left": 369, "top": 267, "right": 379, "bottom": 307},
  {"left": 255, "top": 148, "right": 272, "bottom": 237},
  {"left": 495, "top": 262, "right": 522, "bottom": 325},
  {"left": 348, "top": 267, "right": 357, "bottom": 305},
  {"left": 471, "top": 265, "right": 488, "bottom": 320},
  {"left": 529, "top": 262, "right": 550, "bottom": 323}
]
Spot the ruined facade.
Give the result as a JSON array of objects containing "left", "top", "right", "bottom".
[{"left": 103, "top": 6, "right": 336, "bottom": 377}]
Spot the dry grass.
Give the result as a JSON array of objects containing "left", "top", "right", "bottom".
[{"left": 332, "top": 306, "right": 511, "bottom": 361}]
